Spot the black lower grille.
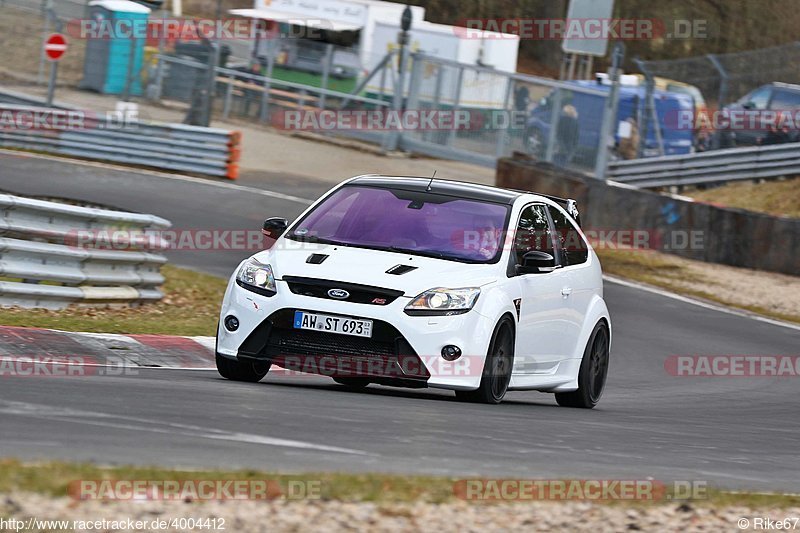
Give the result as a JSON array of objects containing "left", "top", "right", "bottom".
[
  {"left": 237, "top": 308, "right": 429, "bottom": 382},
  {"left": 266, "top": 327, "right": 395, "bottom": 358}
]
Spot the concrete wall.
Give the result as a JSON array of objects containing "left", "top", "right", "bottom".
[{"left": 497, "top": 153, "right": 800, "bottom": 276}]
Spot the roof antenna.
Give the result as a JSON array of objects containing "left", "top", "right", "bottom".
[{"left": 426, "top": 170, "right": 436, "bottom": 191}]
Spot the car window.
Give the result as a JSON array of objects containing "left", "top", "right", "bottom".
[
  {"left": 548, "top": 205, "right": 588, "bottom": 266},
  {"left": 769, "top": 89, "right": 800, "bottom": 110},
  {"left": 512, "top": 204, "right": 554, "bottom": 266},
  {"left": 741, "top": 87, "right": 771, "bottom": 109}
]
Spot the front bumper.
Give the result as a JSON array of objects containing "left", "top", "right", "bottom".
[{"left": 217, "top": 278, "right": 496, "bottom": 389}]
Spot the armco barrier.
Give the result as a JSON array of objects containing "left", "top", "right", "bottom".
[
  {"left": 0, "top": 103, "right": 241, "bottom": 179},
  {"left": 0, "top": 193, "right": 171, "bottom": 309},
  {"left": 497, "top": 153, "right": 799, "bottom": 276},
  {"left": 607, "top": 142, "right": 800, "bottom": 189}
]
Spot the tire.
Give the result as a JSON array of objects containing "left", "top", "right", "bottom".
[
  {"left": 333, "top": 377, "right": 371, "bottom": 389},
  {"left": 216, "top": 353, "right": 270, "bottom": 383},
  {"left": 555, "top": 322, "right": 610, "bottom": 409},
  {"left": 455, "top": 318, "right": 515, "bottom": 404}
]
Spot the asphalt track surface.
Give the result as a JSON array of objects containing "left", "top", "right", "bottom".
[{"left": 1, "top": 152, "right": 798, "bottom": 492}]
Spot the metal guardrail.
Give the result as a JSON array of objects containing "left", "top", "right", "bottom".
[
  {"left": 0, "top": 103, "right": 242, "bottom": 179},
  {"left": 0, "top": 193, "right": 171, "bottom": 309},
  {"left": 607, "top": 141, "right": 800, "bottom": 188}
]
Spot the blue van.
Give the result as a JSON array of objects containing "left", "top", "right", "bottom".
[{"left": 524, "top": 80, "right": 695, "bottom": 164}]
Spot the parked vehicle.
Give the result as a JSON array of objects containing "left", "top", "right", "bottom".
[
  {"left": 716, "top": 82, "right": 800, "bottom": 147},
  {"left": 216, "top": 176, "right": 612, "bottom": 407},
  {"left": 525, "top": 80, "right": 695, "bottom": 165}
]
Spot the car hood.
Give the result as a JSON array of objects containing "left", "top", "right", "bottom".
[{"left": 252, "top": 242, "right": 502, "bottom": 297}]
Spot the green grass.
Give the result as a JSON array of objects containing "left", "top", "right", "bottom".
[
  {"left": 0, "top": 265, "right": 226, "bottom": 336},
  {"left": 690, "top": 177, "right": 800, "bottom": 219},
  {"left": 1, "top": 460, "right": 799, "bottom": 508}
]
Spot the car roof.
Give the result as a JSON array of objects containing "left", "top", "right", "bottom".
[
  {"left": 347, "top": 175, "right": 524, "bottom": 205},
  {"left": 769, "top": 82, "right": 800, "bottom": 92}
]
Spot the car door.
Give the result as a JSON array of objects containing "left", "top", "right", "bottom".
[
  {"left": 547, "top": 204, "right": 592, "bottom": 359},
  {"left": 511, "top": 204, "right": 574, "bottom": 374}
]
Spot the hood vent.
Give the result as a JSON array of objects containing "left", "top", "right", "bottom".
[
  {"left": 386, "top": 264, "right": 417, "bottom": 275},
  {"left": 306, "top": 253, "right": 329, "bottom": 264}
]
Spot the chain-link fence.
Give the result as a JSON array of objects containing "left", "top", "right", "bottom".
[{"left": 636, "top": 41, "right": 800, "bottom": 110}]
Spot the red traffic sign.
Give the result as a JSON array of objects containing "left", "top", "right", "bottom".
[{"left": 44, "top": 33, "right": 68, "bottom": 61}]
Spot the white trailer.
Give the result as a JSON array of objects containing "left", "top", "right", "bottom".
[{"left": 230, "top": 0, "right": 519, "bottom": 106}]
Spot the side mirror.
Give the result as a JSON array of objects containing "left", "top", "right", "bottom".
[
  {"left": 262, "top": 217, "right": 288, "bottom": 240},
  {"left": 742, "top": 101, "right": 755, "bottom": 110},
  {"left": 515, "top": 250, "right": 555, "bottom": 275}
]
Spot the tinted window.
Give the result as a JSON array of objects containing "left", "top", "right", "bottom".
[
  {"left": 512, "top": 204, "right": 554, "bottom": 266},
  {"left": 548, "top": 206, "right": 588, "bottom": 266},
  {"left": 769, "top": 89, "right": 800, "bottom": 110},
  {"left": 741, "top": 87, "right": 771, "bottom": 109}
]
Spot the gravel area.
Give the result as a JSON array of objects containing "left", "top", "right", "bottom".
[{"left": 3, "top": 492, "right": 798, "bottom": 532}]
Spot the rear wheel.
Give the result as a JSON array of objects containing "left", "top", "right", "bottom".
[
  {"left": 333, "top": 377, "right": 371, "bottom": 389},
  {"left": 455, "top": 318, "right": 515, "bottom": 404},
  {"left": 555, "top": 322, "right": 609, "bottom": 409},
  {"left": 216, "top": 353, "right": 270, "bottom": 383}
]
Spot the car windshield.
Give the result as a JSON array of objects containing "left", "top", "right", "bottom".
[{"left": 286, "top": 185, "right": 510, "bottom": 263}]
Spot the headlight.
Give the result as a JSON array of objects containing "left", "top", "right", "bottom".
[
  {"left": 236, "top": 258, "right": 277, "bottom": 296},
  {"left": 404, "top": 287, "right": 480, "bottom": 316}
]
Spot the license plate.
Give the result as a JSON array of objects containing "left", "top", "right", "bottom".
[{"left": 293, "top": 311, "right": 373, "bottom": 338}]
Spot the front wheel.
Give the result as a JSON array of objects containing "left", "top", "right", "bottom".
[
  {"left": 555, "top": 322, "right": 610, "bottom": 409},
  {"left": 455, "top": 319, "right": 515, "bottom": 404},
  {"left": 216, "top": 353, "right": 270, "bottom": 383}
]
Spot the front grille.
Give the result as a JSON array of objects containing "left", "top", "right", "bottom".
[
  {"left": 283, "top": 276, "right": 403, "bottom": 306},
  {"left": 237, "top": 308, "right": 429, "bottom": 382}
]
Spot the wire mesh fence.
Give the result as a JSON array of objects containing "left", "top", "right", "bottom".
[{"left": 636, "top": 41, "right": 800, "bottom": 109}]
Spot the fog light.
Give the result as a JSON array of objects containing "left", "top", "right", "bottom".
[
  {"left": 441, "top": 345, "right": 462, "bottom": 361},
  {"left": 224, "top": 315, "right": 239, "bottom": 331}
]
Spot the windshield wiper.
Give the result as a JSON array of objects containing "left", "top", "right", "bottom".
[
  {"left": 387, "top": 246, "right": 448, "bottom": 260},
  {"left": 287, "top": 234, "right": 348, "bottom": 246}
]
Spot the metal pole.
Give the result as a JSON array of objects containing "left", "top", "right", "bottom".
[
  {"left": 706, "top": 53, "right": 728, "bottom": 149},
  {"left": 319, "top": 43, "right": 334, "bottom": 109},
  {"left": 543, "top": 88, "right": 563, "bottom": 163},
  {"left": 384, "top": 42, "right": 409, "bottom": 151},
  {"left": 593, "top": 42, "right": 625, "bottom": 179},
  {"left": 37, "top": 0, "right": 54, "bottom": 85},
  {"left": 495, "top": 76, "right": 514, "bottom": 158},
  {"left": 445, "top": 67, "right": 464, "bottom": 148},
  {"left": 45, "top": 12, "right": 61, "bottom": 106},
  {"left": 259, "top": 38, "right": 276, "bottom": 122},
  {"left": 46, "top": 59, "right": 58, "bottom": 106}
]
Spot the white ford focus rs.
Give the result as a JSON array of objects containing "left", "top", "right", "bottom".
[{"left": 216, "top": 175, "right": 611, "bottom": 407}]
